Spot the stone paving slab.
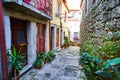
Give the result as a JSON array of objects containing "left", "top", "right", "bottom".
[{"left": 20, "top": 46, "right": 86, "bottom": 80}]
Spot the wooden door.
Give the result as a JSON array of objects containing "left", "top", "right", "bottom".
[
  {"left": 10, "top": 18, "right": 27, "bottom": 64},
  {"left": 60, "top": 30, "right": 62, "bottom": 46},
  {"left": 50, "top": 27, "right": 54, "bottom": 50},
  {"left": 56, "top": 28, "right": 59, "bottom": 47},
  {"left": 36, "top": 23, "right": 46, "bottom": 53}
]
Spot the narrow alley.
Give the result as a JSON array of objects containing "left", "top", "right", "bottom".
[
  {"left": 1, "top": 0, "right": 120, "bottom": 80},
  {"left": 20, "top": 46, "right": 86, "bottom": 80}
]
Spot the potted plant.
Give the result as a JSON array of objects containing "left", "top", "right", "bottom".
[
  {"left": 47, "top": 51, "right": 55, "bottom": 62},
  {"left": 62, "top": 37, "right": 70, "bottom": 48},
  {"left": 7, "top": 47, "right": 25, "bottom": 80},
  {"left": 33, "top": 52, "right": 45, "bottom": 69},
  {"left": 33, "top": 58, "right": 43, "bottom": 69},
  {"left": 37, "top": 52, "right": 45, "bottom": 61}
]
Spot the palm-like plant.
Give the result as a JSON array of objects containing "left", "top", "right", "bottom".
[{"left": 7, "top": 47, "right": 25, "bottom": 80}]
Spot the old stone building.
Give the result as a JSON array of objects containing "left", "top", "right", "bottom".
[
  {"left": 80, "top": 0, "right": 120, "bottom": 48},
  {"left": 2, "top": 0, "right": 52, "bottom": 79},
  {"left": 51, "top": 0, "right": 70, "bottom": 50}
]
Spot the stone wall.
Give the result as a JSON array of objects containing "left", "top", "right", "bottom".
[{"left": 80, "top": 0, "right": 120, "bottom": 48}]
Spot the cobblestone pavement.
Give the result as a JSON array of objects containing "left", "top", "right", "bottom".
[{"left": 20, "top": 46, "right": 86, "bottom": 80}]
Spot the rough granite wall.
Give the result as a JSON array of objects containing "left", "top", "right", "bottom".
[{"left": 80, "top": 0, "right": 120, "bottom": 48}]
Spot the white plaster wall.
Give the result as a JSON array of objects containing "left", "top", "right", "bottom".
[
  {"left": 4, "top": 15, "right": 11, "bottom": 50},
  {"left": 45, "top": 21, "right": 50, "bottom": 52},
  {"left": 27, "top": 22, "right": 36, "bottom": 65}
]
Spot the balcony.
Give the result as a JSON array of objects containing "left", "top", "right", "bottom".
[{"left": 3, "top": 0, "right": 52, "bottom": 20}]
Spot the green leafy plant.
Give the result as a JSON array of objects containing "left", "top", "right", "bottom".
[
  {"left": 80, "top": 29, "right": 120, "bottom": 79},
  {"left": 46, "top": 51, "right": 55, "bottom": 62},
  {"left": 33, "top": 52, "right": 45, "bottom": 69},
  {"left": 82, "top": 40, "right": 93, "bottom": 54},
  {"left": 33, "top": 58, "right": 43, "bottom": 69},
  {"left": 7, "top": 47, "right": 25, "bottom": 80},
  {"left": 7, "top": 47, "right": 25, "bottom": 71},
  {"left": 96, "top": 40, "right": 120, "bottom": 60},
  {"left": 79, "top": 52, "right": 102, "bottom": 80},
  {"left": 37, "top": 52, "right": 45, "bottom": 61},
  {"left": 62, "top": 37, "right": 70, "bottom": 48},
  {"left": 95, "top": 58, "right": 120, "bottom": 80}
]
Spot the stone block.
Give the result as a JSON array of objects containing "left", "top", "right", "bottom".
[
  {"left": 64, "top": 66, "right": 79, "bottom": 77},
  {"left": 106, "top": 0, "right": 114, "bottom": 9},
  {"left": 105, "top": 21, "right": 114, "bottom": 30},
  {"left": 116, "top": 19, "right": 120, "bottom": 28},
  {"left": 101, "top": 1, "right": 108, "bottom": 10},
  {"left": 103, "top": 11, "right": 111, "bottom": 22},
  {"left": 111, "top": 6, "right": 120, "bottom": 18}
]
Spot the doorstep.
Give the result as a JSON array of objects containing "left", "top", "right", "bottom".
[{"left": 19, "top": 64, "right": 32, "bottom": 76}]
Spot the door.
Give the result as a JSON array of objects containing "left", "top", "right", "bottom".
[
  {"left": 56, "top": 28, "right": 59, "bottom": 47},
  {"left": 36, "top": 23, "right": 46, "bottom": 53},
  {"left": 60, "top": 30, "right": 62, "bottom": 46},
  {"left": 11, "top": 18, "right": 27, "bottom": 65},
  {"left": 50, "top": 27, "right": 54, "bottom": 50}
]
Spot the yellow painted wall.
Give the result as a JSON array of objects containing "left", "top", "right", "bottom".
[
  {"left": 61, "top": 2, "right": 69, "bottom": 37},
  {"left": 52, "top": 0, "right": 70, "bottom": 37},
  {"left": 52, "top": 0, "right": 61, "bottom": 26}
]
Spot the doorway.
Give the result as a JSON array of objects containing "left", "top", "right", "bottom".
[
  {"left": 56, "top": 28, "right": 59, "bottom": 47},
  {"left": 36, "top": 23, "right": 46, "bottom": 53},
  {"left": 60, "top": 30, "right": 62, "bottom": 46},
  {"left": 10, "top": 18, "right": 27, "bottom": 65},
  {"left": 50, "top": 27, "right": 54, "bottom": 50}
]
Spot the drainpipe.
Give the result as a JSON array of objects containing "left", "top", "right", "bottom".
[{"left": 0, "top": 1, "right": 8, "bottom": 80}]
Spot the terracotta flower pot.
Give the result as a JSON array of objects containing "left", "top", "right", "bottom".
[{"left": 35, "top": 66, "right": 41, "bottom": 69}]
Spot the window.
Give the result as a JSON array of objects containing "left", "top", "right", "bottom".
[
  {"left": 56, "top": 1, "right": 60, "bottom": 16},
  {"left": 17, "top": 31, "right": 25, "bottom": 44}
]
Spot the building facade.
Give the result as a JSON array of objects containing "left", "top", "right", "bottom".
[
  {"left": 51, "top": 0, "right": 69, "bottom": 50},
  {"left": 61, "top": 0, "right": 70, "bottom": 39},
  {"left": 80, "top": 0, "right": 120, "bottom": 48},
  {"left": 0, "top": 0, "right": 70, "bottom": 79},
  {"left": 68, "top": 10, "right": 80, "bottom": 42},
  {"left": 3, "top": 0, "right": 52, "bottom": 79}
]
